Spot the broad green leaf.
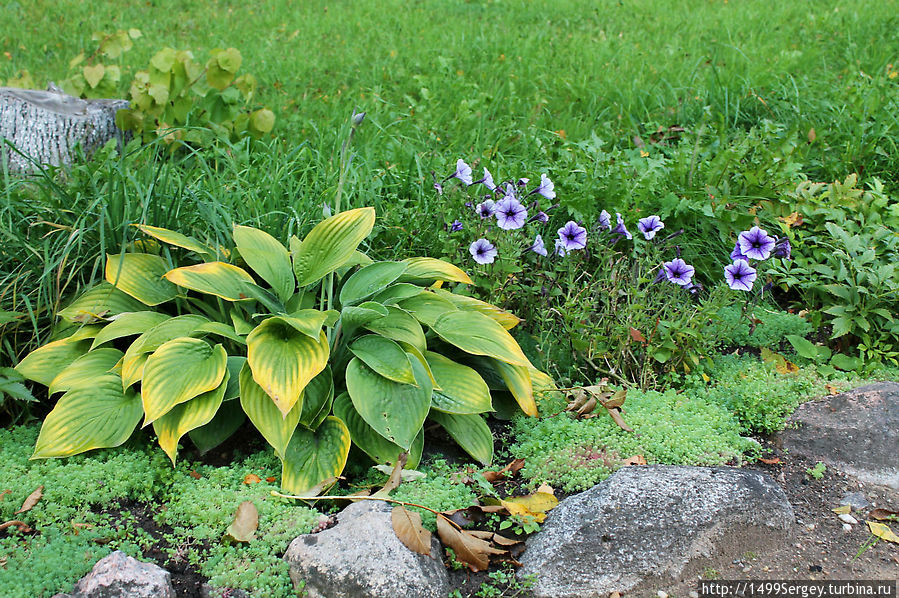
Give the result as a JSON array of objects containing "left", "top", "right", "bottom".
[
  {"left": 339, "top": 261, "right": 408, "bottom": 306},
  {"left": 58, "top": 283, "right": 148, "bottom": 324},
  {"left": 340, "top": 302, "right": 389, "bottom": 334},
  {"left": 432, "top": 311, "right": 529, "bottom": 367},
  {"left": 233, "top": 224, "right": 294, "bottom": 302},
  {"left": 349, "top": 335, "right": 416, "bottom": 385},
  {"left": 292, "top": 207, "right": 376, "bottom": 287},
  {"left": 223, "top": 356, "right": 246, "bottom": 400},
  {"left": 235, "top": 282, "right": 286, "bottom": 314},
  {"left": 299, "top": 366, "right": 334, "bottom": 430},
  {"left": 230, "top": 308, "right": 254, "bottom": 335},
  {"left": 429, "top": 410, "right": 493, "bottom": 466},
  {"left": 121, "top": 315, "right": 210, "bottom": 388},
  {"left": 400, "top": 257, "right": 473, "bottom": 285},
  {"left": 786, "top": 335, "right": 821, "bottom": 360},
  {"left": 48, "top": 348, "right": 123, "bottom": 395},
  {"left": 191, "top": 321, "right": 247, "bottom": 345},
  {"left": 491, "top": 359, "right": 537, "bottom": 417},
  {"left": 154, "top": 370, "right": 229, "bottom": 464},
  {"left": 135, "top": 224, "right": 213, "bottom": 256},
  {"left": 280, "top": 416, "right": 351, "bottom": 495},
  {"left": 276, "top": 310, "right": 331, "bottom": 340},
  {"left": 164, "top": 262, "right": 256, "bottom": 301},
  {"left": 333, "top": 392, "right": 423, "bottom": 467},
  {"left": 364, "top": 306, "right": 427, "bottom": 352},
  {"left": 397, "top": 292, "right": 458, "bottom": 328},
  {"left": 345, "top": 356, "right": 431, "bottom": 450},
  {"left": 91, "top": 311, "right": 170, "bottom": 349},
  {"left": 141, "top": 338, "right": 227, "bottom": 424},
  {"left": 246, "top": 319, "right": 329, "bottom": 416},
  {"left": 433, "top": 289, "right": 520, "bottom": 330},
  {"left": 105, "top": 253, "right": 178, "bottom": 306},
  {"left": 830, "top": 353, "right": 861, "bottom": 371},
  {"left": 425, "top": 352, "right": 492, "bottom": 414},
  {"left": 189, "top": 400, "right": 246, "bottom": 454},
  {"left": 400, "top": 342, "right": 441, "bottom": 390},
  {"left": 32, "top": 374, "right": 141, "bottom": 459},
  {"left": 240, "top": 363, "right": 300, "bottom": 457},
  {"left": 372, "top": 283, "right": 423, "bottom": 305},
  {"left": 16, "top": 337, "right": 93, "bottom": 387}
]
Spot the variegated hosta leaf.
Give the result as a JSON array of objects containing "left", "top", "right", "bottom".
[
  {"left": 349, "top": 335, "right": 416, "bottom": 385},
  {"left": 239, "top": 362, "right": 300, "bottom": 457},
  {"left": 163, "top": 262, "right": 256, "bottom": 301},
  {"left": 153, "top": 370, "right": 229, "bottom": 464},
  {"left": 292, "top": 207, "right": 376, "bottom": 287},
  {"left": 135, "top": 224, "right": 213, "bottom": 256},
  {"left": 105, "top": 253, "right": 178, "bottom": 306},
  {"left": 345, "top": 355, "right": 432, "bottom": 450},
  {"left": 299, "top": 366, "right": 334, "bottom": 430},
  {"left": 274, "top": 310, "right": 331, "bottom": 340},
  {"left": 490, "top": 359, "right": 537, "bottom": 417},
  {"left": 233, "top": 224, "right": 294, "bottom": 302},
  {"left": 363, "top": 306, "right": 427, "bottom": 353},
  {"left": 32, "top": 373, "right": 142, "bottom": 459},
  {"left": 121, "top": 315, "right": 210, "bottom": 388},
  {"left": 332, "top": 392, "right": 423, "bottom": 468},
  {"left": 425, "top": 351, "right": 492, "bottom": 414},
  {"left": 339, "top": 261, "right": 408, "bottom": 306},
  {"left": 15, "top": 336, "right": 94, "bottom": 387},
  {"left": 189, "top": 400, "right": 246, "bottom": 454},
  {"left": 431, "top": 311, "right": 529, "bottom": 367},
  {"left": 48, "top": 348, "right": 123, "bottom": 395},
  {"left": 429, "top": 410, "right": 493, "bottom": 466},
  {"left": 280, "top": 416, "right": 351, "bottom": 496},
  {"left": 396, "top": 292, "right": 458, "bottom": 328},
  {"left": 141, "top": 338, "right": 228, "bottom": 424},
  {"left": 57, "top": 283, "right": 148, "bottom": 324},
  {"left": 90, "top": 311, "right": 171, "bottom": 350},
  {"left": 191, "top": 321, "right": 247, "bottom": 345},
  {"left": 246, "top": 318, "right": 330, "bottom": 416},
  {"left": 399, "top": 257, "right": 473, "bottom": 285},
  {"left": 433, "top": 288, "right": 521, "bottom": 330}
]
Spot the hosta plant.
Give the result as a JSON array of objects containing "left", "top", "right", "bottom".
[{"left": 16, "top": 207, "right": 552, "bottom": 495}]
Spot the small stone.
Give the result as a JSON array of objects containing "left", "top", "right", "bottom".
[
  {"left": 657, "top": 591, "right": 668, "bottom": 598},
  {"left": 689, "top": 591, "right": 700, "bottom": 598},
  {"left": 842, "top": 523, "right": 852, "bottom": 533},
  {"left": 742, "top": 566, "right": 751, "bottom": 573},
  {"left": 805, "top": 523, "right": 816, "bottom": 531},
  {"left": 840, "top": 492, "right": 870, "bottom": 510},
  {"left": 838, "top": 514, "right": 858, "bottom": 525}
]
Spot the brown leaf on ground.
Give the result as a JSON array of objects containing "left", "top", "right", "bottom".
[
  {"left": 0, "top": 490, "right": 10, "bottom": 501},
  {"left": 189, "top": 470, "right": 202, "bottom": 479},
  {"left": 622, "top": 454, "right": 647, "bottom": 466},
  {"left": 831, "top": 505, "right": 852, "bottom": 515},
  {"left": 243, "top": 473, "right": 262, "bottom": 484},
  {"left": 442, "top": 505, "right": 507, "bottom": 528},
  {"left": 14, "top": 486, "right": 42, "bottom": 515},
  {"left": 71, "top": 522, "right": 95, "bottom": 535},
  {"left": 869, "top": 508, "right": 899, "bottom": 521},
  {"left": 436, "top": 514, "right": 507, "bottom": 572},
  {"left": 266, "top": 476, "right": 276, "bottom": 483},
  {"left": 536, "top": 483, "right": 555, "bottom": 495},
  {"left": 0, "top": 520, "right": 33, "bottom": 533},
  {"left": 601, "top": 388, "right": 627, "bottom": 409},
  {"left": 467, "top": 530, "right": 522, "bottom": 547},
  {"left": 374, "top": 451, "right": 408, "bottom": 497},
  {"left": 482, "top": 458, "right": 525, "bottom": 483},
  {"left": 607, "top": 407, "right": 634, "bottom": 432},
  {"left": 759, "top": 457, "right": 782, "bottom": 465},
  {"left": 224, "top": 501, "right": 258, "bottom": 543},
  {"left": 392, "top": 506, "right": 432, "bottom": 556},
  {"left": 629, "top": 327, "right": 647, "bottom": 344}
]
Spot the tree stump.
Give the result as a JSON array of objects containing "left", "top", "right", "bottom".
[{"left": 0, "top": 86, "right": 129, "bottom": 173}]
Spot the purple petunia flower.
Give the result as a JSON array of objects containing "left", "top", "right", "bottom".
[
  {"left": 773, "top": 236, "right": 791, "bottom": 260},
  {"left": 730, "top": 242, "right": 748, "bottom": 262},
  {"left": 637, "top": 215, "right": 665, "bottom": 240},
  {"left": 530, "top": 234, "right": 548, "bottom": 256},
  {"left": 475, "top": 168, "right": 496, "bottom": 191},
  {"left": 517, "top": 178, "right": 530, "bottom": 187},
  {"left": 663, "top": 258, "right": 695, "bottom": 286},
  {"left": 450, "top": 220, "right": 463, "bottom": 232},
  {"left": 738, "top": 226, "right": 775, "bottom": 261},
  {"left": 554, "top": 238, "right": 568, "bottom": 257},
  {"left": 598, "top": 210, "right": 612, "bottom": 230},
  {"left": 469, "top": 238, "right": 497, "bottom": 264},
  {"left": 557, "top": 221, "right": 587, "bottom": 251},
  {"left": 611, "top": 213, "right": 632, "bottom": 240},
  {"left": 446, "top": 159, "right": 473, "bottom": 186},
  {"left": 725, "top": 259, "right": 757, "bottom": 291},
  {"left": 433, "top": 182, "right": 443, "bottom": 195},
  {"left": 536, "top": 211, "right": 549, "bottom": 223},
  {"left": 495, "top": 197, "right": 528, "bottom": 230},
  {"left": 530, "top": 173, "right": 556, "bottom": 200},
  {"left": 476, "top": 199, "right": 496, "bottom": 219}
]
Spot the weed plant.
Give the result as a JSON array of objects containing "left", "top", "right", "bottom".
[{"left": 706, "top": 304, "right": 812, "bottom": 350}]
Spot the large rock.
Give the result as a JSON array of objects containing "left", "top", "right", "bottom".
[
  {"left": 518, "top": 466, "right": 793, "bottom": 598},
  {"left": 781, "top": 382, "right": 899, "bottom": 489},
  {"left": 284, "top": 500, "right": 450, "bottom": 598},
  {"left": 52, "top": 550, "right": 175, "bottom": 598}
]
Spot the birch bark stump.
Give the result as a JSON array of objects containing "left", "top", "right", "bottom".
[{"left": 0, "top": 86, "right": 129, "bottom": 173}]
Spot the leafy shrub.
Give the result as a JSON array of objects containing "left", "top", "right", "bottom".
[
  {"left": 706, "top": 305, "right": 812, "bottom": 350},
  {"left": 15, "top": 207, "right": 552, "bottom": 496}
]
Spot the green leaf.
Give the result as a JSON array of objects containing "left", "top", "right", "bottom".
[
  {"left": 164, "top": 262, "right": 256, "bottom": 301},
  {"left": 349, "top": 335, "right": 416, "bottom": 385},
  {"left": 189, "top": 400, "right": 246, "bottom": 454},
  {"left": 363, "top": 306, "right": 427, "bottom": 353},
  {"left": 58, "top": 284, "right": 148, "bottom": 324},
  {"left": 786, "top": 335, "right": 821, "bottom": 360},
  {"left": 830, "top": 353, "right": 861, "bottom": 371},
  {"left": 135, "top": 224, "right": 213, "bottom": 256},
  {"left": 83, "top": 64, "right": 105, "bottom": 88},
  {"left": 154, "top": 370, "right": 228, "bottom": 464},
  {"left": 280, "top": 416, "right": 351, "bottom": 495},
  {"left": 150, "top": 47, "right": 177, "bottom": 71},
  {"left": 191, "top": 321, "right": 246, "bottom": 345},
  {"left": 830, "top": 316, "right": 853, "bottom": 339},
  {"left": 239, "top": 363, "right": 301, "bottom": 457},
  {"left": 431, "top": 311, "right": 530, "bottom": 367},
  {"left": 339, "top": 261, "right": 408, "bottom": 306},
  {"left": 340, "top": 302, "right": 389, "bottom": 334},
  {"left": 425, "top": 352, "right": 492, "bottom": 414},
  {"left": 299, "top": 366, "right": 334, "bottom": 430},
  {"left": 91, "top": 311, "right": 170, "bottom": 349},
  {"left": 32, "top": 374, "right": 142, "bottom": 459},
  {"left": 292, "top": 207, "right": 376, "bottom": 287},
  {"left": 333, "top": 393, "right": 423, "bottom": 467},
  {"left": 141, "top": 338, "right": 227, "bottom": 424},
  {"left": 429, "top": 410, "right": 493, "bottom": 466},
  {"left": 105, "top": 254, "right": 178, "bottom": 306},
  {"left": 249, "top": 108, "right": 275, "bottom": 135},
  {"left": 275, "top": 310, "right": 331, "bottom": 340},
  {"left": 16, "top": 337, "right": 93, "bottom": 387},
  {"left": 372, "top": 283, "right": 423, "bottom": 305},
  {"left": 345, "top": 355, "right": 431, "bottom": 450},
  {"left": 396, "top": 292, "right": 458, "bottom": 328},
  {"left": 399, "top": 257, "right": 473, "bottom": 285},
  {"left": 216, "top": 47, "right": 243, "bottom": 73},
  {"left": 121, "top": 315, "right": 210, "bottom": 388},
  {"left": 48, "top": 348, "right": 123, "bottom": 395},
  {"left": 233, "top": 225, "right": 294, "bottom": 302},
  {"left": 246, "top": 319, "right": 329, "bottom": 416}
]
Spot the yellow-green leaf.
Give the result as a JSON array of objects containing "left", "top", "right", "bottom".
[
  {"left": 141, "top": 338, "right": 227, "bottom": 424},
  {"left": 91, "top": 311, "right": 170, "bottom": 350},
  {"left": 429, "top": 410, "right": 493, "bottom": 466},
  {"left": 364, "top": 306, "right": 427, "bottom": 353},
  {"left": 105, "top": 253, "right": 177, "bottom": 306},
  {"left": 397, "top": 292, "right": 458, "bottom": 328},
  {"left": 433, "top": 289, "right": 520, "bottom": 330},
  {"left": 32, "top": 374, "right": 141, "bottom": 459},
  {"left": 491, "top": 359, "right": 537, "bottom": 417},
  {"left": 867, "top": 521, "right": 899, "bottom": 544},
  {"left": 400, "top": 257, "right": 473, "bottom": 285},
  {"left": 432, "top": 311, "right": 529, "bottom": 367},
  {"left": 135, "top": 224, "right": 213, "bottom": 256},
  {"left": 48, "top": 348, "right": 123, "bottom": 395},
  {"left": 299, "top": 366, "right": 334, "bottom": 430},
  {"left": 246, "top": 319, "right": 329, "bottom": 416},
  {"left": 425, "top": 352, "right": 492, "bottom": 414},
  {"left": 275, "top": 310, "right": 330, "bottom": 340},
  {"left": 16, "top": 337, "right": 93, "bottom": 387},
  {"left": 233, "top": 225, "right": 294, "bottom": 302},
  {"left": 372, "top": 283, "right": 423, "bottom": 305},
  {"left": 339, "top": 261, "right": 408, "bottom": 306},
  {"left": 154, "top": 370, "right": 228, "bottom": 464},
  {"left": 280, "top": 416, "right": 351, "bottom": 495},
  {"left": 57, "top": 283, "right": 148, "bottom": 324},
  {"left": 164, "top": 262, "right": 256, "bottom": 301},
  {"left": 239, "top": 362, "right": 301, "bottom": 457},
  {"left": 292, "top": 207, "right": 376, "bottom": 287},
  {"left": 83, "top": 63, "right": 105, "bottom": 88},
  {"left": 349, "top": 335, "right": 416, "bottom": 385},
  {"left": 121, "top": 315, "right": 210, "bottom": 388}
]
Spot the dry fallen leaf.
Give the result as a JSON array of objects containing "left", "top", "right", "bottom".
[
  {"left": 0, "top": 490, "right": 10, "bottom": 501},
  {"left": 14, "top": 486, "right": 43, "bottom": 515},
  {"left": 606, "top": 407, "right": 634, "bottom": 433},
  {"left": 622, "top": 454, "right": 647, "bottom": 466},
  {"left": 482, "top": 458, "right": 526, "bottom": 483},
  {"left": 869, "top": 508, "right": 899, "bottom": 521},
  {"left": 224, "top": 501, "right": 258, "bottom": 543},
  {"left": 629, "top": 327, "right": 647, "bottom": 344},
  {"left": 536, "top": 483, "right": 555, "bottom": 495},
  {"left": 243, "top": 474, "right": 262, "bottom": 485},
  {"left": 832, "top": 505, "right": 852, "bottom": 515},
  {"left": 807, "top": 128, "right": 816, "bottom": 143},
  {"left": 266, "top": 476, "right": 276, "bottom": 483},
  {"left": 436, "top": 514, "right": 506, "bottom": 572},
  {"left": 759, "top": 457, "right": 781, "bottom": 465},
  {"left": 71, "top": 522, "right": 95, "bottom": 536},
  {"left": 374, "top": 452, "right": 408, "bottom": 497},
  {"left": 189, "top": 470, "right": 202, "bottom": 480},
  {"left": 760, "top": 348, "right": 799, "bottom": 375},
  {"left": 0, "top": 520, "right": 33, "bottom": 533},
  {"left": 867, "top": 521, "right": 899, "bottom": 544},
  {"left": 391, "top": 506, "right": 432, "bottom": 556}
]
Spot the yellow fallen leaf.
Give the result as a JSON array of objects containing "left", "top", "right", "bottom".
[
  {"left": 832, "top": 505, "right": 851, "bottom": 515},
  {"left": 867, "top": 521, "right": 899, "bottom": 544}
]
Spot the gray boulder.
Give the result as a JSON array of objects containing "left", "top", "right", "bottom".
[
  {"left": 518, "top": 466, "right": 793, "bottom": 598},
  {"left": 284, "top": 500, "right": 450, "bottom": 598},
  {"left": 781, "top": 382, "right": 899, "bottom": 489},
  {"left": 52, "top": 550, "right": 174, "bottom": 598}
]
